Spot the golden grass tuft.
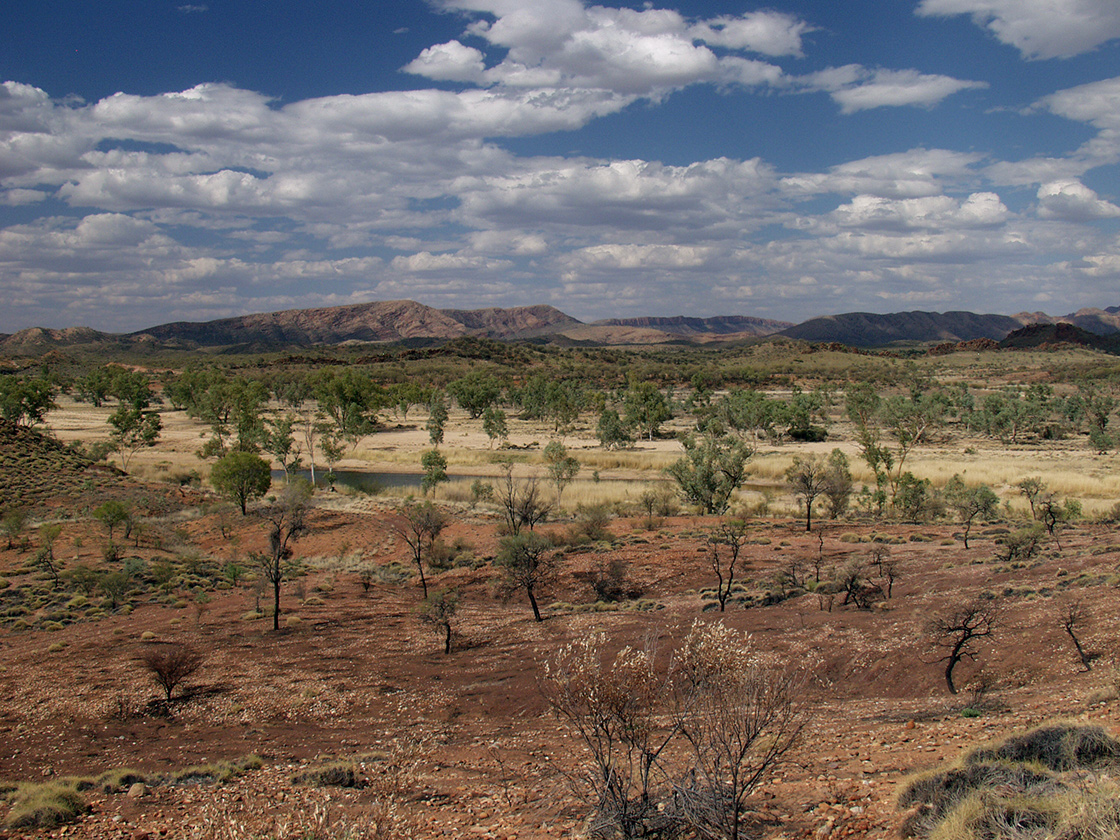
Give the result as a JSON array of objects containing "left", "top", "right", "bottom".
[{"left": 3, "top": 778, "right": 89, "bottom": 829}]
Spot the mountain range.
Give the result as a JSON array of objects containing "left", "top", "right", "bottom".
[{"left": 2, "top": 300, "right": 1120, "bottom": 354}]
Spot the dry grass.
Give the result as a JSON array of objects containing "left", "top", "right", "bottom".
[{"left": 3, "top": 778, "right": 89, "bottom": 829}]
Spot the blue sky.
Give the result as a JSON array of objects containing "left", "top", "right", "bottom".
[{"left": 1, "top": 0, "right": 1119, "bottom": 332}]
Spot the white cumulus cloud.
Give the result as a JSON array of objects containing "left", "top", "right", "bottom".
[
  {"left": 916, "top": 0, "right": 1120, "bottom": 60},
  {"left": 1037, "top": 179, "right": 1120, "bottom": 220}
]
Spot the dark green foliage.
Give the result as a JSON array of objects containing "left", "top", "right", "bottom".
[
  {"left": 447, "top": 371, "right": 501, "bottom": 418},
  {"left": 210, "top": 451, "right": 272, "bottom": 515},
  {"left": 596, "top": 408, "right": 633, "bottom": 449},
  {"left": 623, "top": 381, "right": 672, "bottom": 441},
  {"left": 945, "top": 476, "right": 999, "bottom": 549},
  {"left": 93, "top": 500, "right": 131, "bottom": 541},
  {"left": 0, "top": 375, "right": 56, "bottom": 427}
]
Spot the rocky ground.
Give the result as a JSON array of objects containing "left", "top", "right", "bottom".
[{"left": 2, "top": 473, "right": 1119, "bottom": 839}]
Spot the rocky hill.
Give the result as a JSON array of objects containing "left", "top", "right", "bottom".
[
  {"left": 130, "top": 300, "right": 580, "bottom": 347},
  {"left": 778, "top": 310, "right": 1028, "bottom": 347},
  {"left": 1011, "top": 306, "right": 1120, "bottom": 335},
  {"left": 999, "top": 322, "right": 1120, "bottom": 353},
  {"left": 1, "top": 327, "right": 118, "bottom": 353}
]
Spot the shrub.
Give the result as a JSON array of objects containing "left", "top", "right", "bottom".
[
  {"left": 138, "top": 642, "right": 205, "bottom": 702},
  {"left": 996, "top": 525, "right": 1045, "bottom": 564},
  {"left": 569, "top": 504, "right": 613, "bottom": 544},
  {"left": 293, "top": 762, "right": 361, "bottom": 788},
  {"left": 544, "top": 621, "right": 803, "bottom": 840},
  {"left": 4, "top": 780, "right": 89, "bottom": 829}
]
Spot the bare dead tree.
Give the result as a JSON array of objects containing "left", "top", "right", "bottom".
[
  {"left": 836, "top": 558, "right": 882, "bottom": 609},
  {"left": 542, "top": 623, "right": 805, "bottom": 840},
  {"left": 706, "top": 519, "right": 748, "bottom": 611},
  {"left": 1061, "top": 600, "right": 1093, "bottom": 671},
  {"left": 927, "top": 601, "right": 999, "bottom": 694},
  {"left": 495, "top": 462, "right": 551, "bottom": 536},
  {"left": 542, "top": 633, "right": 677, "bottom": 839}
]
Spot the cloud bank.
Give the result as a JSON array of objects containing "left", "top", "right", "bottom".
[{"left": 0, "top": 0, "right": 1117, "bottom": 331}]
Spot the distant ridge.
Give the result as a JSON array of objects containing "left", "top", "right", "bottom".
[
  {"left": 778, "top": 310, "right": 1026, "bottom": 347},
  {"left": 593, "top": 315, "right": 792, "bottom": 338},
  {"left": 3, "top": 301, "right": 1120, "bottom": 353}
]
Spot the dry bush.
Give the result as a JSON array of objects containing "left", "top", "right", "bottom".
[
  {"left": 542, "top": 633, "right": 675, "bottom": 839},
  {"left": 138, "top": 642, "right": 205, "bottom": 702},
  {"left": 543, "top": 622, "right": 804, "bottom": 840}
]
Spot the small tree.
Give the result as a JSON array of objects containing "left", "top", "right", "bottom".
[
  {"left": 542, "top": 633, "right": 674, "bottom": 839},
  {"left": 945, "top": 475, "right": 999, "bottom": 549},
  {"left": 417, "top": 587, "right": 459, "bottom": 654},
  {"left": 543, "top": 440, "right": 581, "bottom": 509},
  {"left": 623, "top": 381, "right": 672, "bottom": 441},
  {"left": 426, "top": 394, "right": 448, "bottom": 446},
  {"left": 997, "top": 524, "right": 1044, "bottom": 563},
  {"left": 786, "top": 454, "right": 827, "bottom": 532},
  {"left": 706, "top": 519, "right": 748, "bottom": 611},
  {"left": 263, "top": 414, "right": 301, "bottom": 484},
  {"left": 1016, "top": 476, "right": 1046, "bottom": 520},
  {"left": 1038, "top": 495, "right": 1079, "bottom": 549},
  {"left": 597, "top": 408, "right": 633, "bottom": 450},
  {"left": 447, "top": 372, "right": 501, "bottom": 419},
  {"left": 93, "top": 500, "right": 131, "bottom": 542},
  {"left": 1, "top": 507, "right": 28, "bottom": 550},
  {"left": 390, "top": 500, "right": 446, "bottom": 599},
  {"left": 495, "top": 531, "right": 558, "bottom": 622},
  {"left": 211, "top": 451, "right": 272, "bottom": 515},
  {"left": 108, "top": 405, "right": 162, "bottom": 470},
  {"left": 672, "top": 621, "right": 805, "bottom": 840},
  {"left": 420, "top": 448, "right": 449, "bottom": 496},
  {"left": 138, "top": 643, "right": 205, "bottom": 702},
  {"left": 255, "top": 483, "right": 310, "bottom": 630},
  {"left": 482, "top": 406, "right": 508, "bottom": 449},
  {"left": 36, "top": 523, "right": 63, "bottom": 589},
  {"left": 821, "top": 448, "right": 853, "bottom": 519},
  {"left": 666, "top": 432, "right": 752, "bottom": 515},
  {"left": 927, "top": 600, "right": 999, "bottom": 694}
]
